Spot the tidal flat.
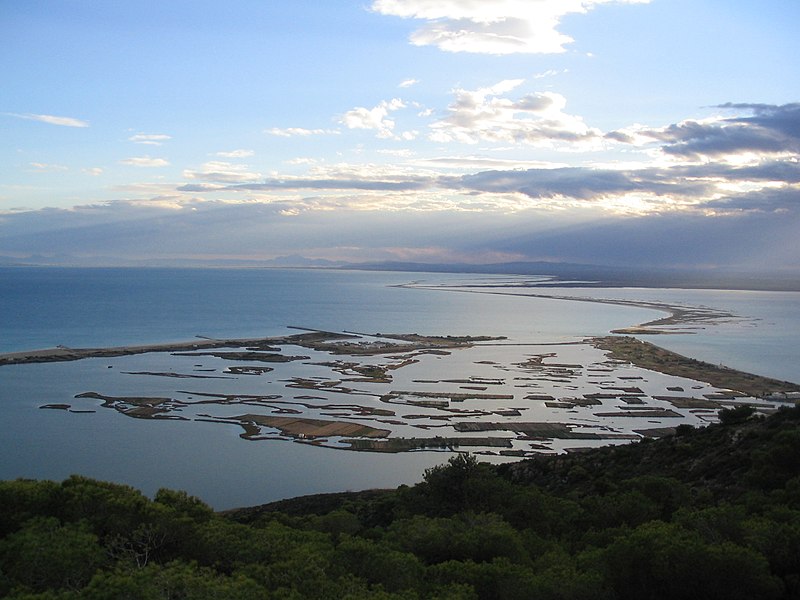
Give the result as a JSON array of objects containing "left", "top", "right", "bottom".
[{"left": 9, "top": 327, "right": 797, "bottom": 457}]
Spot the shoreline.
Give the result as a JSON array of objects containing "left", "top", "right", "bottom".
[
  {"left": 0, "top": 330, "right": 349, "bottom": 367},
  {"left": 4, "top": 324, "right": 799, "bottom": 464},
  {"left": 4, "top": 327, "right": 797, "bottom": 397},
  {"left": 0, "top": 329, "right": 502, "bottom": 367},
  {"left": 400, "top": 283, "right": 739, "bottom": 334},
  {"left": 590, "top": 336, "right": 800, "bottom": 397}
]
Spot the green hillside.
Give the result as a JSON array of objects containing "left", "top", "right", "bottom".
[{"left": 2, "top": 405, "right": 799, "bottom": 599}]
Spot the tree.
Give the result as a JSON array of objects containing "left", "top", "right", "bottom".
[
  {"left": 602, "top": 521, "right": 782, "bottom": 600},
  {"left": 0, "top": 517, "right": 105, "bottom": 593},
  {"left": 718, "top": 405, "right": 755, "bottom": 425}
]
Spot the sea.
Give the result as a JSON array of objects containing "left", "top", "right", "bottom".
[{"left": 0, "top": 266, "right": 797, "bottom": 509}]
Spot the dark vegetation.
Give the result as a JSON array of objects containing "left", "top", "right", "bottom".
[{"left": 2, "top": 405, "right": 800, "bottom": 599}]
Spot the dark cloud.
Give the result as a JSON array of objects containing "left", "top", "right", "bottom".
[
  {"left": 2, "top": 193, "right": 798, "bottom": 271},
  {"left": 719, "top": 102, "right": 800, "bottom": 139},
  {"left": 667, "top": 159, "right": 800, "bottom": 183},
  {"left": 604, "top": 130, "right": 635, "bottom": 143},
  {"left": 178, "top": 159, "right": 800, "bottom": 214},
  {"left": 704, "top": 186, "right": 800, "bottom": 212},
  {"left": 455, "top": 167, "right": 713, "bottom": 199},
  {"left": 0, "top": 190, "right": 800, "bottom": 270},
  {"left": 622, "top": 103, "right": 800, "bottom": 159}
]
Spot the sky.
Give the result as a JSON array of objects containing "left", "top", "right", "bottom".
[{"left": 2, "top": 0, "right": 800, "bottom": 271}]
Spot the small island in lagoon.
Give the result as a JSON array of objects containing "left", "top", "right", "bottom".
[{"left": 12, "top": 318, "right": 799, "bottom": 456}]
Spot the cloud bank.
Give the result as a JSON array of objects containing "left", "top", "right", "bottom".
[
  {"left": 3, "top": 99, "right": 797, "bottom": 271},
  {"left": 371, "top": 0, "right": 650, "bottom": 54},
  {"left": 609, "top": 103, "right": 800, "bottom": 161}
]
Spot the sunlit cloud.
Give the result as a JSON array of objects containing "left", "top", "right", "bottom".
[
  {"left": 413, "top": 156, "right": 568, "bottom": 170},
  {"left": 172, "top": 148, "right": 800, "bottom": 220},
  {"left": 128, "top": 133, "right": 172, "bottom": 145},
  {"left": 216, "top": 149, "right": 255, "bottom": 158},
  {"left": 29, "top": 162, "right": 68, "bottom": 172},
  {"left": 340, "top": 98, "right": 407, "bottom": 139},
  {"left": 285, "top": 157, "right": 319, "bottom": 165},
  {"left": 182, "top": 161, "right": 262, "bottom": 183},
  {"left": 429, "top": 80, "right": 602, "bottom": 147},
  {"left": 533, "top": 69, "right": 567, "bottom": 79},
  {"left": 371, "top": 0, "right": 651, "bottom": 55},
  {"left": 266, "top": 127, "right": 340, "bottom": 137},
  {"left": 82, "top": 167, "right": 104, "bottom": 176},
  {"left": 7, "top": 112, "right": 89, "bottom": 127},
  {"left": 119, "top": 156, "right": 170, "bottom": 168},
  {"left": 399, "top": 78, "right": 420, "bottom": 88},
  {"left": 378, "top": 148, "right": 416, "bottom": 158},
  {"left": 112, "top": 182, "right": 185, "bottom": 195}
]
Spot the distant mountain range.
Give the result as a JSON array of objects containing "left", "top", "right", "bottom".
[{"left": 1, "top": 254, "right": 798, "bottom": 291}]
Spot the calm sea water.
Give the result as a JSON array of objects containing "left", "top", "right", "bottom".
[
  {"left": 0, "top": 267, "right": 797, "bottom": 508},
  {"left": 523, "top": 286, "right": 800, "bottom": 383},
  {"left": 0, "top": 267, "right": 652, "bottom": 350}
]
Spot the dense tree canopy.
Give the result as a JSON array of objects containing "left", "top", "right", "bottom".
[{"left": 2, "top": 406, "right": 799, "bottom": 599}]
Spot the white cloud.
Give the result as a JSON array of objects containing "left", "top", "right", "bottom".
[
  {"left": 82, "top": 167, "right": 104, "bottom": 176},
  {"left": 413, "top": 156, "right": 568, "bottom": 170},
  {"left": 340, "top": 98, "right": 407, "bottom": 139},
  {"left": 182, "top": 161, "right": 262, "bottom": 183},
  {"left": 216, "top": 149, "right": 255, "bottom": 158},
  {"left": 285, "top": 157, "right": 319, "bottom": 165},
  {"left": 119, "top": 156, "right": 170, "bottom": 168},
  {"left": 371, "top": 0, "right": 650, "bottom": 55},
  {"left": 399, "top": 78, "right": 420, "bottom": 88},
  {"left": 378, "top": 148, "right": 416, "bottom": 158},
  {"left": 266, "top": 127, "right": 340, "bottom": 137},
  {"left": 29, "top": 162, "right": 68, "bottom": 171},
  {"left": 8, "top": 112, "right": 89, "bottom": 127},
  {"left": 429, "top": 80, "right": 602, "bottom": 146},
  {"left": 129, "top": 133, "right": 172, "bottom": 145},
  {"left": 533, "top": 68, "right": 567, "bottom": 79}
]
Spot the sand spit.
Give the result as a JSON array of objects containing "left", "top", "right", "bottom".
[
  {"left": 591, "top": 336, "right": 800, "bottom": 398},
  {"left": 399, "top": 282, "right": 743, "bottom": 334},
  {"left": 0, "top": 329, "right": 502, "bottom": 367}
]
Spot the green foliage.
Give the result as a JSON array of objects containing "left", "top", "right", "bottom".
[
  {"left": 387, "top": 512, "right": 528, "bottom": 565},
  {"left": 335, "top": 535, "right": 424, "bottom": 591},
  {"left": 2, "top": 406, "right": 800, "bottom": 599},
  {"left": 0, "top": 516, "right": 105, "bottom": 594},
  {"left": 718, "top": 404, "right": 756, "bottom": 425},
  {"left": 602, "top": 520, "right": 783, "bottom": 600},
  {"left": 0, "top": 479, "right": 60, "bottom": 537},
  {"left": 153, "top": 488, "right": 214, "bottom": 523},
  {"left": 308, "top": 509, "right": 362, "bottom": 539},
  {"left": 80, "top": 561, "right": 268, "bottom": 599}
]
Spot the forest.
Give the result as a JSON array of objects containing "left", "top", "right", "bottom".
[{"left": 1, "top": 404, "right": 799, "bottom": 599}]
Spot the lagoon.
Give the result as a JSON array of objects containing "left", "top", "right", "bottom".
[{"left": 0, "top": 267, "right": 797, "bottom": 508}]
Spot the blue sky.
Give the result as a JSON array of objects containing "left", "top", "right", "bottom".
[{"left": 2, "top": 0, "right": 799, "bottom": 270}]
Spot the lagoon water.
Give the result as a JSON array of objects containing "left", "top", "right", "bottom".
[{"left": 0, "top": 267, "right": 797, "bottom": 508}]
